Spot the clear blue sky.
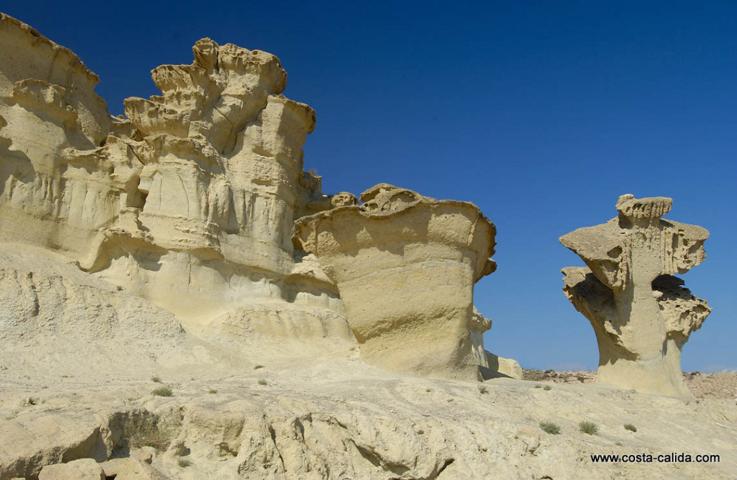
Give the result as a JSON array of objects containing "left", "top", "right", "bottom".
[{"left": 4, "top": 0, "right": 735, "bottom": 371}]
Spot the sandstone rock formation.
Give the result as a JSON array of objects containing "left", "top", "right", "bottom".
[
  {"left": 561, "top": 194, "right": 711, "bottom": 398},
  {"left": 471, "top": 308, "right": 523, "bottom": 379},
  {"left": 2, "top": 12, "right": 735, "bottom": 480},
  {"left": 0, "top": 11, "right": 514, "bottom": 383},
  {"left": 0, "top": 12, "right": 347, "bottom": 346},
  {"left": 0, "top": 7, "right": 516, "bottom": 381},
  {"left": 294, "top": 183, "right": 497, "bottom": 380}
]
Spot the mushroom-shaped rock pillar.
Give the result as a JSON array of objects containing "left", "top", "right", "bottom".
[
  {"left": 560, "top": 194, "right": 711, "bottom": 398},
  {"left": 293, "top": 184, "right": 496, "bottom": 380}
]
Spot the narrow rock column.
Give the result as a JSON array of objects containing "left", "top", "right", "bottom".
[
  {"left": 293, "top": 184, "right": 496, "bottom": 380},
  {"left": 560, "top": 194, "right": 710, "bottom": 398}
]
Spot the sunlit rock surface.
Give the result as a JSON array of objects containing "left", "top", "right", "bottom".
[
  {"left": 561, "top": 194, "right": 710, "bottom": 398},
  {"left": 0, "top": 13, "right": 733, "bottom": 480}
]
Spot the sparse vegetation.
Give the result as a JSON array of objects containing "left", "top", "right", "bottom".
[
  {"left": 579, "top": 421, "right": 598, "bottom": 435},
  {"left": 208, "top": 388, "right": 218, "bottom": 394},
  {"left": 173, "top": 442, "right": 190, "bottom": 456},
  {"left": 624, "top": 423, "right": 637, "bottom": 432},
  {"left": 543, "top": 385, "right": 552, "bottom": 391},
  {"left": 539, "top": 421, "right": 561, "bottom": 435},
  {"left": 478, "top": 384, "right": 489, "bottom": 394},
  {"left": 254, "top": 365, "right": 265, "bottom": 370},
  {"left": 178, "top": 458, "right": 192, "bottom": 468},
  {"left": 151, "top": 375, "right": 162, "bottom": 383},
  {"left": 152, "top": 386, "right": 173, "bottom": 397},
  {"left": 257, "top": 379, "right": 268, "bottom": 386}
]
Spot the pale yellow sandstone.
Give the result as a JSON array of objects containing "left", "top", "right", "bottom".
[
  {"left": 38, "top": 459, "right": 105, "bottom": 480},
  {"left": 0, "top": 12, "right": 732, "bottom": 480},
  {"left": 294, "top": 183, "right": 497, "bottom": 380},
  {"left": 99, "top": 457, "right": 167, "bottom": 480},
  {"left": 561, "top": 194, "right": 710, "bottom": 398}
]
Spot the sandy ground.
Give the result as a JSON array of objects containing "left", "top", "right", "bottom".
[
  {"left": 1, "top": 359, "right": 736, "bottom": 479},
  {"left": 524, "top": 369, "right": 737, "bottom": 400}
]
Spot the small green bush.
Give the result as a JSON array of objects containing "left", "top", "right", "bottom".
[
  {"left": 152, "top": 386, "right": 173, "bottom": 397},
  {"left": 178, "top": 458, "right": 192, "bottom": 468},
  {"left": 151, "top": 376, "right": 162, "bottom": 383},
  {"left": 579, "top": 421, "right": 598, "bottom": 435},
  {"left": 208, "top": 388, "right": 218, "bottom": 394},
  {"left": 543, "top": 385, "right": 552, "bottom": 391},
  {"left": 539, "top": 421, "right": 561, "bottom": 435},
  {"left": 257, "top": 379, "right": 268, "bottom": 386},
  {"left": 624, "top": 423, "right": 637, "bottom": 432}
]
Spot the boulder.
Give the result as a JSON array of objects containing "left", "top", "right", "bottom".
[
  {"left": 38, "top": 459, "right": 104, "bottom": 480},
  {"left": 99, "top": 457, "right": 167, "bottom": 480}
]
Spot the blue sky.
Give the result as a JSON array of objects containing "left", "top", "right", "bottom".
[{"left": 4, "top": 0, "right": 735, "bottom": 371}]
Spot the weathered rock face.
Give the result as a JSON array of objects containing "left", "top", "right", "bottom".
[
  {"left": 0, "top": 11, "right": 516, "bottom": 386},
  {"left": 119, "top": 38, "right": 319, "bottom": 271},
  {"left": 294, "top": 183, "right": 497, "bottom": 380},
  {"left": 0, "top": 13, "right": 344, "bottom": 332},
  {"left": 560, "top": 194, "right": 710, "bottom": 398},
  {"left": 0, "top": 13, "right": 111, "bottom": 256},
  {"left": 38, "top": 459, "right": 105, "bottom": 480},
  {"left": 1, "top": 13, "right": 736, "bottom": 480},
  {"left": 470, "top": 308, "right": 523, "bottom": 379}
]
